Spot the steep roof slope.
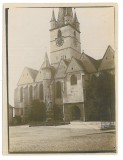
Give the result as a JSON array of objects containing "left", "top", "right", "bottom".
[
  {"left": 98, "top": 45, "right": 115, "bottom": 71},
  {"left": 80, "top": 53, "right": 97, "bottom": 73},
  {"left": 27, "top": 67, "right": 38, "bottom": 80},
  {"left": 55, "top": 59, "right": 70, "bottom": 78},
  {"left": 66, "top": 57, "right": 85, "bottom": 73},
  {"left": 18, "top": 67, "right": 38, "bottom": 85}
]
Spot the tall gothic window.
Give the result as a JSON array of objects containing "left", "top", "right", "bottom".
[
  {"left": 57, "top": 29, "right": 62, "bottom": 38},
  {"left": 20, "top": 87, "right": 23, "bottom": 102},
  {"left": 29, "top": 86, "right": 33, "bottom": 102},
  {"left": 71, "top": 75, "right": 77, "bottom": 85},
  {"left": 56, "top": 81, "right": 62, "bottom": 98},
  {"left": 39, "top": 84, "right": 44, "bottom": 100}
]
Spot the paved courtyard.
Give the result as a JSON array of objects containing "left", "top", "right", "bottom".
[{"left": 9, "top": 122, "right": 116, "bottom": 153}]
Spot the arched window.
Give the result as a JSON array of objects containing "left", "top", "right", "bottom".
[
  {"left": 39, "top": 84, "right": 44, "bottom": 100},
  {"left": 20, "top": 87, "right": 23, "bottom": 102},
  {"left": 57, "top": 29, "right": 62, "bottom": 38},
  {"left": 29, "top": 86, "right": 33, "bottom": 101},
  {"left": 56, "top": 81, "right": 62, "bottom": 98},
  {"left": 71, "top": 75, "right": 77, "bottom": 85}
]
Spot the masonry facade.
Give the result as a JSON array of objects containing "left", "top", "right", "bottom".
[{"left": 14, "top": 8, "right": 115, "bottom": 123}]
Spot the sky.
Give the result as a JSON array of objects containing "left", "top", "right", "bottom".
[{"left": 8, "top": 7, "right": 115, "bottom": 106}]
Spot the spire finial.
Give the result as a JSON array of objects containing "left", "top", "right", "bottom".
[
  {"left": 73, "top": 8, "right": 79, "bottom": 25},
  {"left": 41, "top": 51, "right": 51, "bottom": 69},
  {"left": 57, "top": 8, "right": 66, "bottom": 26},
  {"left": 74, "top": 8, "right": 76, "bottom": 15},
  {"left": 65, "top": 7, "right": 73, "bottom": 17},
  {"left": 50, "top": 9, "right": 56, "bottom": 21}
]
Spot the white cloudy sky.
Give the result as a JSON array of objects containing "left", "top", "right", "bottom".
[{"left": 8, "top": 7, "right": 115, "bottom": 106}]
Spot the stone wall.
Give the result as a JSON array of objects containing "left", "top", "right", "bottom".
[
  {"left": 50, "top": 25, "right": 81, "bottom": 64},
  {"left": 64, "top": 73, "right": 84, "bottom": 103},
  {"left": 64, "top": 103, "right": 85, "bottom": 122}
]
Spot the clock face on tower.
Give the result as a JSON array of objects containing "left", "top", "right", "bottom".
[{"left": 56, "top": 37, "right": 64, "bottom": 47}]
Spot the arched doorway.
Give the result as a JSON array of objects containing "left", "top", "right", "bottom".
[{"left": 71, "top": 106, "right": 81, "bottom": 120}]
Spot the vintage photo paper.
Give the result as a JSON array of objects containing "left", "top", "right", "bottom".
[{"left": 3, "top": 3, "right": 117, "bottom": 154}]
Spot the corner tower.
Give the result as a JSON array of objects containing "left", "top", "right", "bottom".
[{"left": 50, "top": 8, "right": 81, "bottom": 67}]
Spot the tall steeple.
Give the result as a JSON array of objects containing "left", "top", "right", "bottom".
[
  {"left": 64, "top": 8, "right": 73, "bottom": 24},
  {"left": 50, "top": 7, "right": 81, "bottom": 65},
  {"left": 73, "top": 11, "right": 79, "bottom": 23},
  {"left": 41, "top": 52, "right": 51, "bottom": 69},
  {"left": 50, "top": 9, "right": 57, "bottom": 30},
  {"left": 57, "top": 7, "right": 74, "bottom": 26},
  {"left": 50, "top": 9, "right": 56, "bottom": 21},
  {"left": 65, "top": 8, "right": 73, "bottom": 16},
  {"left": 57, "top": 8, "right": 66, "bottom": 27},
  {"left": 51, "top": 8, "right": 79, "bottom": 30},
  {"left": 73, "top": 9, "right": 80, "bottom": 31}
]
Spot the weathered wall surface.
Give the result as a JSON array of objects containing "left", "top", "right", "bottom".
[
  {"left": 64, "top": 73, "right": 84, "bottom": 104},
  {"left": 50, "top": 25, "right": 81, "bottom": 64},
  {"left": 64, "top": 103, "right": 85, "bottom": 122}
]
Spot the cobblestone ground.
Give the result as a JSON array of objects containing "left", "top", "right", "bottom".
[{"left": 9, "top": 122, "right": 116, "bottom": 153}]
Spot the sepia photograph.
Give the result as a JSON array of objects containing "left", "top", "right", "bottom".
[{"left": 3, "top": 3, "right": 117, "bottom": 153}]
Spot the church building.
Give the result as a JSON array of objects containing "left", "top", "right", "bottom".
[{"left": 14, "top": 8, "right": 115, "bottom": 123}]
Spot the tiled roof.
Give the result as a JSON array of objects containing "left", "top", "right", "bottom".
[
  {"left": 55, "top": 59, "right": 70, "bottom": 78},
  {"left": 84, "top": 54, "right": 102, "bottom": 69},
  {"left": 80, "top": 54, "right": 97, "bottom": 73},
  {"left": 74, "top": 58, "right": 86, "bottom": 70},
  {"left": 98, "top": 45, "right": 115, "bottom": 71},
  {"left": 94, "top": 59, "right": 102, "bottom": 69},
  {"left": 26, "top": 67, "right": 38, "bottom": 80}
]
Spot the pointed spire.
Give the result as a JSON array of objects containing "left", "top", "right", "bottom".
[
  {"left": 50, "top": 9, "right": 57, "bottom": 29},
  {"left": 50, "top": 9, "right": 56, "bottom": 22},
  {"left": 57, "top": 8, "right": 66, "bottom": 26},
  {"left": 41, "top": 52, "right": 51, "bottom": 69},
  {"left": 73, "top": 9, "right": 79, "bottom": 23},
  {"left": 73, "top": 9, "right": 80, "bottom": 31},
  {"left": 64, "top": 8, "right": 73, "bottom": 25},
  {"left": 65, "top": 8, "right": 73, "bottom": 17}
]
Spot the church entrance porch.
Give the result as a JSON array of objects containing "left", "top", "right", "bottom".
[{"left": 63, "top": 103, "right": 85, "bottom": 122}]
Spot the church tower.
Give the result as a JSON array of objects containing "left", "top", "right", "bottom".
[
  {"left": 50, "top": 8, "right": 81, "bottom": 67},
  {"left": 41, "top": 52, "right": 53, "bottom": 103}
]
